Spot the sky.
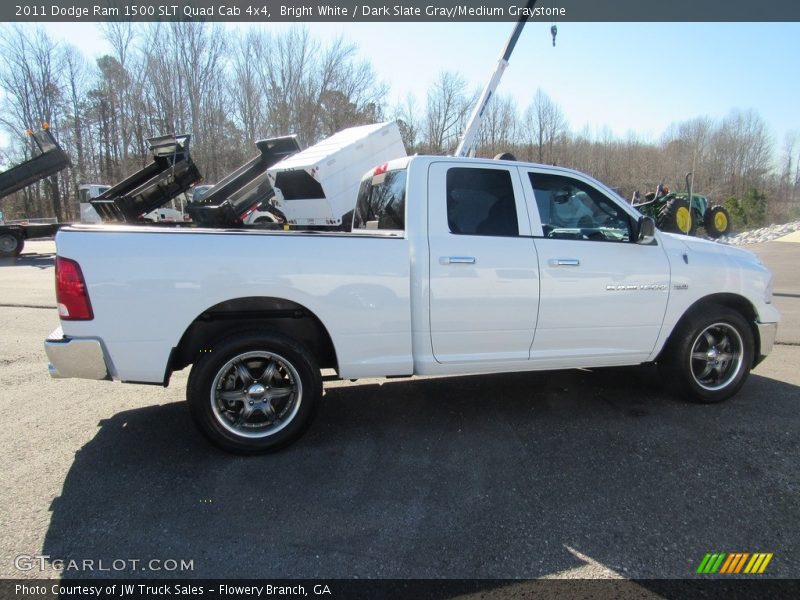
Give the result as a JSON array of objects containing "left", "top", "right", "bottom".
[{"left": 24, "top": 20, "right": 800, "bottom": 155}]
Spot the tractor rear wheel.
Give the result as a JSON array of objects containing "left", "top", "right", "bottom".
[
  {"left": 657, "top": 197, "right": 693, "bottom": 235},
  {"left": 704, "top": 205, "right": 732, "bottom": 238}
]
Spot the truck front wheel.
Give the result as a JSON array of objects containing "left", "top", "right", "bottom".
[
  {"left": 659, "top": 305, "right": 753, "bottom": 403},
  {"left": 187, "top": 332, "right": 322, "bottom": 453}
]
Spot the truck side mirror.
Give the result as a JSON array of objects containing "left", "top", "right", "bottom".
[{"left": 636, "top": 216, "right": 656, "bottom": 244}]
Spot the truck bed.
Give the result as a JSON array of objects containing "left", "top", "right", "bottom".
[{"left": 54, "top": 224, "right": 412, "bottom": 382}]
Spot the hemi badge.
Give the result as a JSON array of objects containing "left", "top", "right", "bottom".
[{"left": 674, "top": 283, "right": 689, "bottom": 290}]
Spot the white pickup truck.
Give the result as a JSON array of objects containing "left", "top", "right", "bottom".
[{"left": 45, "top": 155, "right": 779, "bottom": 453}]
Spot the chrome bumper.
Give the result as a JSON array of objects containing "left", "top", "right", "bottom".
[
  {"left": 756, "top": 321, "right": 778, "bottom": 359},
  {"left": 45, "top": 327, "right": 110, "bottom": 380}
]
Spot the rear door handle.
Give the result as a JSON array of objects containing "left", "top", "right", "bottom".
[
  {"left": 550, "top": 258, "right": 580, "bottom": 267},
  {"left": 440, "top": 256, "right": 476, "bottom": 265}
]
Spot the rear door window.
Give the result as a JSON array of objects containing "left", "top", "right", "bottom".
[{"left": 446, "top": 168, "right": 519, "bottom": 236}]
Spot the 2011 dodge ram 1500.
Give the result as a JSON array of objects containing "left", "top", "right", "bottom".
[{"left": 45, "top": 156, "right": 779, "bottom": 453}]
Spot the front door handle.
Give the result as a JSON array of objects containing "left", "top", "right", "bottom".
[
  {"left": 440, "top": 256, "right": 476, "bottom": 265},
  {"left": 550, "top": 258, "right": 580, "bottom": 267}
]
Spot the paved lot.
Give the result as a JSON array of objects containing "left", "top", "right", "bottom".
[{"left": 0, "top": 240, "right": 798, "bottom": 582}]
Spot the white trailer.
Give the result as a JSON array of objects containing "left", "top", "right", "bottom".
[{"left": 267, "top": 122, "right": 406, "bottom": 228}]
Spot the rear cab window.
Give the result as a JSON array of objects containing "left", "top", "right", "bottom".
[{"left": 352, "top": 165, "right": 406, "bottom": 233}]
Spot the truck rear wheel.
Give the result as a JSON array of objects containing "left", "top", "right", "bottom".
[
  {"left": 0, "top": 232, "right": 24, "bottom": 257},
  {"left": 658, "top": 305, "right": 753, "bottom": 403},
  {"left": 187, "top": 332, "right": 322, "bottom": 453}
]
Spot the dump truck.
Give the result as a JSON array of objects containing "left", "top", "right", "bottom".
[{"left": 0, "top": 127, "right": 70, "bottom": 257}]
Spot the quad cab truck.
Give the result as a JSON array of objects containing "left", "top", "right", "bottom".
[
  {"left": 42, "top": 2, "right": 778, "bottom": 453},
  {"left": 44, "top": 154, "right": 780, "bottom": 453}
]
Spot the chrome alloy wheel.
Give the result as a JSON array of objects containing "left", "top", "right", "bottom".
[
  {"left": 689, "top": 323, "right": 745, "bottom": 392},
  {"left": 210, "top": 351, "right": 302, "bottom": 439}
]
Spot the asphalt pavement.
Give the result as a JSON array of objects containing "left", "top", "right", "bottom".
[
  {"left": 0, "top": 239, "right": 797, "bottom": 583},
  {"left": 748, "top": 241, "right": 800, "bottom": 344}
]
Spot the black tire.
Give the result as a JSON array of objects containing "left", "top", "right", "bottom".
[
  {"left": 658, "top": 304, "right": 754, "bottom": 403},
  {"left": 187, "top": 331, "right": 322, "bottom": 454},
  {"left": 704, "top": 205, "right": 732, "bottom": 238},
  {"left": 0, "top": 232, "right": 23, "bottom": 258},
  {"left": 656, "top": 197, "right": 693, "bottom": 234}
]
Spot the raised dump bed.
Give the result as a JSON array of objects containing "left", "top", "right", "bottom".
[
  {"left": 89, "top": 134, "right": 200, "bottom": 223},
  {"left": 187, "top": 136, "right": 300, "bottom": 227},
  {"left": 0, "top": 128, "right": 71, "bottom": 199},
  {"left": 267, "top": 122, "right": 406, "bottom": 228}
]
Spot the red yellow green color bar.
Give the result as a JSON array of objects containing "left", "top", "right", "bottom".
[{"left": 697, "top": 552, "right": 773, "bottom": 574}]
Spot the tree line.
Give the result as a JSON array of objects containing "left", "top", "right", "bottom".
[{"left": 1, "top": 23, "right": 797, "bottom": 228}]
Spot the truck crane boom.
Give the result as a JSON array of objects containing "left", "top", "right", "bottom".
[{"left": 455, "top": 0, "right": 538, "bottom": 158}]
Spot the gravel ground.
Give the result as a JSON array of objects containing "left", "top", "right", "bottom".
[{"left": 718, "top": 220, "right": 800, "bottom": 246}]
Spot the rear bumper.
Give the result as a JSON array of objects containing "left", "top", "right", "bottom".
[
  {"left": 755, "top": 321, "right": 778, "bottom": 366},
  {"left": 44, "top": 327, "right": 110, "bottom": 380}
]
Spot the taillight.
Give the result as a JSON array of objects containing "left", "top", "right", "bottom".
[
  {"left": 55, "top": 257, "right": 93, "bottom": 320},
  {"left": 238, "top": 203, "right": 259, "bottom": 223}
]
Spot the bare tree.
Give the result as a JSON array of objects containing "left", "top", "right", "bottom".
[
  {"left": 477, "top": 94, "right": 518, "bottom": 158},
  {"left": 393, "top": 94, "right": 421, "bottom": 153},
  {"left": 231, "top": 30, "right": 266, "bottom": 147},
  {"left": 251, "top": 28, "right": 387, "bottom": 147},
  {"left": 424, "top": 71, "right": 473, "bottom": 154},
  {"left": 0, "top": 25, "right": 66, "bottom": 220},
  {"left": 710, "top": 109, "right": 772, "bottom": 199},
  {"left": 523, "top": 89, "right": 567, "bottom": 164}
]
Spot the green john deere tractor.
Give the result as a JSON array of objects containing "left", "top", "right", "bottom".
[{"left": 631, "top": 173, "right": 732, "bottom": 238}]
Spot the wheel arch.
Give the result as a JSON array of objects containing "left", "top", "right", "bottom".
[
  {"left": 659, "top": 292, "right": 761, "bottom": 365},
  {"left": 166, "top": 296, "right": 338, "bottom": 384}
]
